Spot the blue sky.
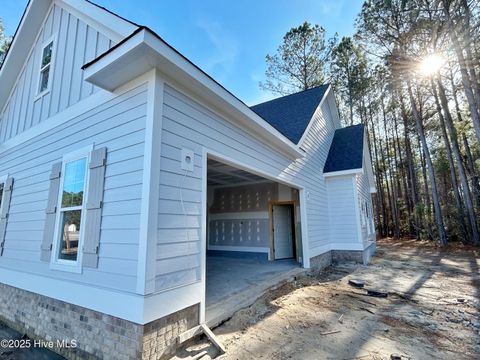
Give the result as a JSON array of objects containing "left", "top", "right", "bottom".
[{"left": 2, "top": 0, "right": 363, "bottom": 105}]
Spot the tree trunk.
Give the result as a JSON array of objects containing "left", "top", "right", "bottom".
[
  {"left": 431, "top": 79, "right": 469, "bottom": 242},
  {"left": 369, "top": 104, "right": 387, "bottom": 236},
  {"left": 442, "top": 1, "right": 480, "bottom": 144},
  {"left": 399, "top": 96, "right": 421, "bottom": 237},
  {"left": 449, "top": 67, "right": 480, "bottom": 209},
  {"left": 436, "top": 77, "right": 479, "bottom": 245},
  {"left": 381, "top": 98, "right": 400, "bottom": 238},
  {"left": 406, "top": 79, "right": 447, "bottom": 245}
]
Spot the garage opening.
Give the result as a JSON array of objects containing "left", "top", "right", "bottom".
[{"left": 205, "top": 158, "right": 304, "bottom": 325}]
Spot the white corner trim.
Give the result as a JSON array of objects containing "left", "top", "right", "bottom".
[
  {"left": 200, "top": 147, "right": 208, "bottom": 323},
  {"left": 352, "top": 176, "right": 363, "bottom": 245},
  {"left": 136, "top": 69, "right": 164, "bottom": 295},
  {"left": 323, "top": 168, "right": 363, "bottom": 178},
  {"left": 299, "top": 188, "right": 310, "bottom": 269}
]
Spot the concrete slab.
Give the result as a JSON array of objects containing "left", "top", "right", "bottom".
[{"left": 205, "top": 254, "right": 304, "bottom": 327}]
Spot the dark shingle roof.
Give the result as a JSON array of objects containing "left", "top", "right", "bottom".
[
  {"left": 323, "top": 124, "right": 365, "bottom": 173},
  {"left": 250, "top": 85, "right": 330, "bottom": 144}
]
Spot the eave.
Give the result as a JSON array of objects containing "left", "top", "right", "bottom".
[{"left": 323, "top": 168, "right": 363, "bottom": 178}]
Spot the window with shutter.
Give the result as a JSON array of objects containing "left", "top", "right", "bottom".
[
  {"left": 47, "top": 146, "right": 93, "bottom": 272},
  {"left": 0, "top": 176, "right": 14, "bottom": 256}
]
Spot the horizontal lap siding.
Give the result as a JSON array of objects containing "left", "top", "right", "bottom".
[
  {"left": 0, "top": 84, "right": 147, "bottom": 293},
  {"left": 357, "top": 173, "right": 374, "bottom": 244},
  {"left": 0, "top": 4, "right": 114, "bottom": 143},
  {"left": 155, "top": 84, "right": 337, "bottom": 291},
  {"left": 326, "top": 176, "right": 358, "bottom": 245}
]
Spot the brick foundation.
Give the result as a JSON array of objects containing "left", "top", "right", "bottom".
[
  {"left": 310, "top": 243, "right": 377, "bottom": 269},
  {"left": 309, "top": 251, "right": 332, "bottom": 270},
  {"left": 0, "top": 283, "right": 199, "bottom": 360}
]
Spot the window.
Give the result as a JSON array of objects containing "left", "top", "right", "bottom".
[
  {"left": 360, "top": 199, "right": 367, "bottom": 227},
  {"left": 51, "top": 147, "right": 91, "bottom": 270},
  {"left": 38, "top": 38, "right": 54, "bottom": 95},
  {"left": 0, "top": 181, "right": 4, "bottom": 214}
]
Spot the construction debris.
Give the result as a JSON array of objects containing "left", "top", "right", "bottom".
[
  {"left": 348, "top": 279, "right": 365, "bottom": 288},
  {"left": 172, "top": 238, "right": 480, "bottom": 360},
  {"left": 366, "top": 288, "right": 388, "bottom": 298}
]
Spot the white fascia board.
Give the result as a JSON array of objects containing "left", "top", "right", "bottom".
[
  {"left": 83, "top": 28, "right": 304, "bottom": 160},
  {"left": 296, "top": 85, "right": 332, "bottom": 147},
  {"left": 58, "top": 0, "right": 138, "bottom": 43},
  {"left": 0, "top": 0, "right": 52, "bottom": 110},
  {"left": 323, "top": 168, "right": 363, "bottom": 178}
]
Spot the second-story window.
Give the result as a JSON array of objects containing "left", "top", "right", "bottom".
[{"left": 38, "top": 39, "right": 54, "bottom": 94}]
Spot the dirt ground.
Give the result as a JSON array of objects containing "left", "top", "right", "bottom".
[{"left": 174, "top": 238, "right": 480, "bottom": 360}]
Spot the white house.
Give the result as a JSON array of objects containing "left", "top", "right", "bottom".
[{"left": 0, "top": 0, "right": 376, "bottom": 359}]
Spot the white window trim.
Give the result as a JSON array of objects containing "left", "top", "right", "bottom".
[
  {"left": 0, "top": 174, "right": 8, "bottom": 215},
  {"left": 35, "top": 33, "right": 57, "bottom": 101},
  {"left": 50, "top": 145, "right": 93, "bottom": 273}
]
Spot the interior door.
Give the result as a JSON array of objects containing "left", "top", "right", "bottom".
[{"left": 272, "top": 204, "right": 294, "bottom": 259}]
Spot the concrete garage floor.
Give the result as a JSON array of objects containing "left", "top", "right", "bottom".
[{"left": 205, "top": 253, "right": 304, "bottom": 327}]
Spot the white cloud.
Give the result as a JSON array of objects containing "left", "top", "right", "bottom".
[
  {"left": 196, "top": 19, "right": 238, "bottom": 82},
  {"left": 318, "top": 0, "right": 346, "bottom": 15}
]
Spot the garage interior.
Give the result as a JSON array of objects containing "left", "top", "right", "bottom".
[{"left": 205, "top": 158, "right": 304, "bottom": 325}]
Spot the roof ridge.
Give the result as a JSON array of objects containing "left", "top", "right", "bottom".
[
  {"left": 250, "top": 84, "right": 329, "bottom": 108},
  {"left": 337, "top": 123, "right": 365, "bottom": 130}
]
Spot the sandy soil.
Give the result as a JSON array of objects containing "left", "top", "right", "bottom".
[{"left": 174, "top": 238, "right": 480, "bottom": 360}]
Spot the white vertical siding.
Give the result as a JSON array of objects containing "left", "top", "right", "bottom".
[
  {"left": 155, "top": 85, "right": 339, "bottom": 291},
  {"left": 0, "top": 84, "right": 147, "bottom": 293},
  {"left": 0, "top": 3, "right": 115, "bottom": 143}
]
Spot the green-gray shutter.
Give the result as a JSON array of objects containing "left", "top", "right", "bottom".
[
  {"left": 0, "top": 177, "right": 14, "bottom": 256},
  {"left": 82, "top": 147, "right": 107, "bottom": 268},
  {"left": 40, "top": 162, "right": 62, "bottom": 262}
]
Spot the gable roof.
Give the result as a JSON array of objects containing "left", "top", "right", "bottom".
[
  {"left": 250, "top": 85, "right": 329, "bottom": 144},
  {"left": 323, "top": 123, "right": 365, "bottom": 174},
  {"left": 0, "top": 0, "right": 138, "bottom": 109}
]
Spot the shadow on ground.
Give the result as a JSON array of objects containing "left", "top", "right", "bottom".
[{"left": 172, "top": 238, "right": 480, "bottom": 360}]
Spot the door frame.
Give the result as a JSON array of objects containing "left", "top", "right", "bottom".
[
  {"left": 269, "top": 201, "right": 297, "bottom": 261},
  {"left": 201, "top": 148, "right": 310, "bottom": 323}
]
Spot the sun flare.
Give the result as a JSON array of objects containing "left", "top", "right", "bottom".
[{"left": 419, "top": 54, "right": 444, "bottom": 75}]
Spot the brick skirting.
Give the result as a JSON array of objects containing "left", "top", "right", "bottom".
[{"left": 0, "top": 283, "right": 199, "bottom": 359}]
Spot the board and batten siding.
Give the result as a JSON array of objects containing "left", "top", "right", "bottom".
[
  {"left": 155, "top": 84, "right": 339, "bottom": 292},
  {"left": 0, "top": 3, "right": 115, "bottom": 143},
  {"left": 0, "top": 83, "right": 147, "bottom": 293}
]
